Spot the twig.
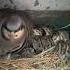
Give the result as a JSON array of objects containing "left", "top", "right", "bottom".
[{"left": 59, "top": 24, "right": 70, "bottom": 29}]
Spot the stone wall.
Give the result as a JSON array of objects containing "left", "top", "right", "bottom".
[{"left": 0, "top": 0, "right": 70, "bottom": 10}]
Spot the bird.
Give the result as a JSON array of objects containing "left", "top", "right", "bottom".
[
  {"left": 0, "top": 14, "right": 27, "bottom": 54},
  {"left": 1, "top": 15, "right": 25, "bottom": 42}
]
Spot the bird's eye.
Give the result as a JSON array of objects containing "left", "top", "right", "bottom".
[
  {"left": 15, "top": 35, "right": 18, "bottom": 37},
  {"left": 14, "top": 29, "right": 25, "bottom": 39}
]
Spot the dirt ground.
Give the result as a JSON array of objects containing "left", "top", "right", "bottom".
[{"left": 0, "top": 52, "right": 70, "bottom": 70}]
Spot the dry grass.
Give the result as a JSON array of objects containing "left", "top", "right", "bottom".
[{"left": 0, "top": 52, "right": 70, "bottom": 70}]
